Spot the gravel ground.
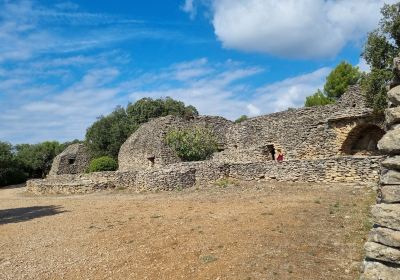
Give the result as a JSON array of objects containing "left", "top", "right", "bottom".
[{"left": 0, "top": 181, "right": 375, "bottom": 280}]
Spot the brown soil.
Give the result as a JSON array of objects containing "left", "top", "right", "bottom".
[{"left": 0, "top": 181, "right": 375, "bottom": 280}]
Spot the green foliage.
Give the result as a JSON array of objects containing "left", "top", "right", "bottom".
[
  {"left": 235, "top": 115, "right": 248, "bottom": 123},
  {"left": 304, "top": 62, "right": 360, "bottom": 107},
  {"left": 87, "top": 156, "right": 118, "bottom": 173},
  {"left": 85, "top": 98, "right": 198, "bottom": 159},
  {"left": 0, "top": 142, "right": 27, "bottom": 187},
  {"left": 305, "top": 89, "right": 335, "bottom": 107},
  {"left": 361, "top": 69, "right": 393, "bottom": 111},
  {"left": 14, "top": 141, "right": 67, "bottom": 179},
  {"left": 362, "top": 3, "right": 400, "bottom": 112},
  {"left": 0, "top": 140, "right": 81, "bottom": 186},
  {"left": 86, "top": 106, "right": 135, "bottom": 159},
  {"left": 126, "top": 97, "right": 198, "bottom": 125},
  {"left": 165, "top": 127, "right": 218, "bottom": 161},
  {"left": 324, "top": 61, "right": 361, "bottom": 99}
]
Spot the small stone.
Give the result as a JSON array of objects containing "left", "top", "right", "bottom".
[
  {"left": 369, "top": 227, "right": 400, "bottom": 248},
  {"left": 381, "top": 185, "right": 400, "bottom": 203},
  {"left": 361, "top": 260, "right": 400, "bottom": 280},
  {"left": 372, "top": 204, "right": 400, "bottom": 231},
  {"left": 382, "top": 156, "right": 400, "bottom": 171},
  {"left": 387, "top": 85, "right": 400, "bottom": 106},
  {"left": 364, "top": 241, "right": 400, "bottom": 265},
  {"left": 378, "top": 129, "right": 400, "bottom": 154}
]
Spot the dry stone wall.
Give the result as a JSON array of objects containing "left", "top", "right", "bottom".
[
  {"left": 27, "top": 156, "right": 382, "bottom": 195},
  {"left": 221, "top": 86, "right": 385, "bottom": 162},
  {"left": 360, "top": 57, "right": 400, "bottom": 279}
]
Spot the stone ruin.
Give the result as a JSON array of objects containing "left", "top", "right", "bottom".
[
  {"left": 360, "top": 56, "right": 400, "bottom": 279},
  {"left": 48, "top": 143, "right": 90, "bottom": 176},
  {"left": 28, "top": 85, "right": 387, "bottom": 194}
]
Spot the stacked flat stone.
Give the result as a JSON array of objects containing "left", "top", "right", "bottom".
[{"left": 361, "top": 57, "right": 400, "bottom": 279}]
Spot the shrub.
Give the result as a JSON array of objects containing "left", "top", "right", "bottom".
[
  {"left": 235, "top": 115, "right": 248, "bottom": 123},
  {"left": 165, "top": 127, "right": 218, "bottom": 161},
  {"left": 87, "top": 156, "right": 118, "bottom": 173}
]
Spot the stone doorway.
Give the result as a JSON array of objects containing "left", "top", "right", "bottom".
[{"left": 341, "top": 124, "right": 385, "bottom": 155}]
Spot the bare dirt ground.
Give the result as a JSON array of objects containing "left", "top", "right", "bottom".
[{"left": 0, "top": 181, "right": 375, "bottom": 280}]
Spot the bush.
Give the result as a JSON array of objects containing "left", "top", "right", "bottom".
[
  {"left": 234, "top": 115, "right": 248, "bottom": 123},
  {"left": 165, "top": 127, "right": 218, "bottom": 161},
  {"left": 87, "top": 156, "right": 118, "bottom": 173}
]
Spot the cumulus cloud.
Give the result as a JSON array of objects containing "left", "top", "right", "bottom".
[{"left": 186, "top": 0, "right": 398, "bottom": 59}]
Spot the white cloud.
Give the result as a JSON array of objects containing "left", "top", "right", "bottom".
[
  {"left": 182, "top": 0, "right": 197, "bottom": 19},
  {"left": 357, "top": 58, "right": 371, "bottom": 73},
  {"left": 186, "top": 0, "right": 398, "bottom": 59},
  {"left": 254, "top": 67, "right": 330, "bottom": 112}
]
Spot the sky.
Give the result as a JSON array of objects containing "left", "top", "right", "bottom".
[{"left": 0, "top": 0, "right": 397, "bottom": 144}]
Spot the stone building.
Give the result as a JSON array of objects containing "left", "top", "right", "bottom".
[
  {"left": 48, "top": 143, "right": 90, "bottom": 176},
  {"left": 29, "top": 84, "right": 387, "bottom": 194},
  {"left": 118, "top": 115, "right": 232, "bottom": 171},
  {"left": 118, "top": 85, "right": 385, "bottom": 171}
]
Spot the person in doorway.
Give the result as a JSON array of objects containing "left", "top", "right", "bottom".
[{"left": 276, "top": 149, "right": 284, "bottom": 163}]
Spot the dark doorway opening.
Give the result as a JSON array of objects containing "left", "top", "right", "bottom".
[
  {"left": 147, "top": 156, "right": 155, "bottom": 168},
  {"left": 263, "top": 144, "right": 276, "bottom": 160}
]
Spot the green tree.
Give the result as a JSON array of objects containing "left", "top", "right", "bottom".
[
  {"left": 361, "top": 3, "right": 400, "bottom": 112},
  {"left": 235, "top": 115, "right": 248, "bottom": 123},
  {"left": 15, "top": 141, "right": 65, "bottom": 178},
  {"left": 324, "top": 61, "right": 361, "bottom": 99},
  {"left": 87, "top": 156, "right": 118, "bottom": 173},
  {"left": 126, "top": 97, "right": 198, "bottom": 124},
  {"left": 0, "top": 141, "right": 27, "bottom": 186},
  {"left": 165, "top": 127, "right": 218, "bottom": 161},
  {"left": 305, "top": 89, "right": 335, "bottom": 107},
  {"left": 86, "top": 106, "right": 135, "bottom": 159},
  {"left": 85, "top": 97, "right": 199, "bottom": 159},
  {"left": 304, "top": 62, "right": 360, "bottom": 107}
]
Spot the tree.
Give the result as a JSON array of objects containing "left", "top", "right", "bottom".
[
  {"left": 165, "top": 127, "right": 218, "bottom": 161},
  {"left": 235, "top": 115, "right": 248, "bottom": 123},
  {"left": 15, "top": 141, "right": 66, "bottom": 178},
  {"left": 304, "top": 62, "right": 360, "bottom": 107},
  {"left": 305, "top": 89, "right": 334, "bottom": 107},
  {"left": 85, "top": 97, "right": 199, "bottom": 159},
  {"left": 0, "top": 141, "right": 27, "bottom": 186},
  {"left": 86, "top": 106, "right": 135, "bottom": 159},
  {"left": 361, "top": 3, "right": 400, "bottom": 112},
  {"left": 324, "top": 61, "right": 361, "bottom": 99},
  {"left": 126, "top": 97, "right": 198, "bottom": 124}
]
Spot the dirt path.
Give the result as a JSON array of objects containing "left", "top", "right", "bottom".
[{"left": 0, "top": 181, "right": 374, "bottom": 280}]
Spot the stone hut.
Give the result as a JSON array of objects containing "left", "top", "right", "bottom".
[
  {"left": 118, "top": 115, "right": 232, "bottom": 172},
  {"left": 49, "top": 144, "right": 90, "bottom": 176},
  {"left": 213, "top": 86, "right": 386, "bottom": 163}
]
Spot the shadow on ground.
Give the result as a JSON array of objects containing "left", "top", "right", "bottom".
[{"left": 0, "top": 205, "right": 66, "bottom": 225}]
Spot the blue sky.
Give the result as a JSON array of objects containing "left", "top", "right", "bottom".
[{"left": 0, "top": 0, "right": 396, "bottom": 144}]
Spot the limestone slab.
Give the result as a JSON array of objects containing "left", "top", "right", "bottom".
[
  {"left": 386, "top": 107, "right": 400, "bottom": 126},
  {"left": 382, "top": 156, "right": 400, "bottom": 171},
  {"left": 369, "top": 227, "right": 400, "bottom": 248},
  {"left": 365, "top": 241, "right": 400, "bottom": 265},
  {"left": 378, "top": 129, "right": 400, "bottom": 154},
  {"left": 361, "top": 260, "right": 400, "bottom": 280},
  {"left": 381, "top": 185, "right": 400, "bottom": 203},
  {"left": 372, "top": 204, "right": 400, "bottom": 230},
  {"left": 387, "top": 86, "right": 400, "bottom": 106},
  {"left": 381, "top": 170, "right": 400, "bottom": 185}
]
